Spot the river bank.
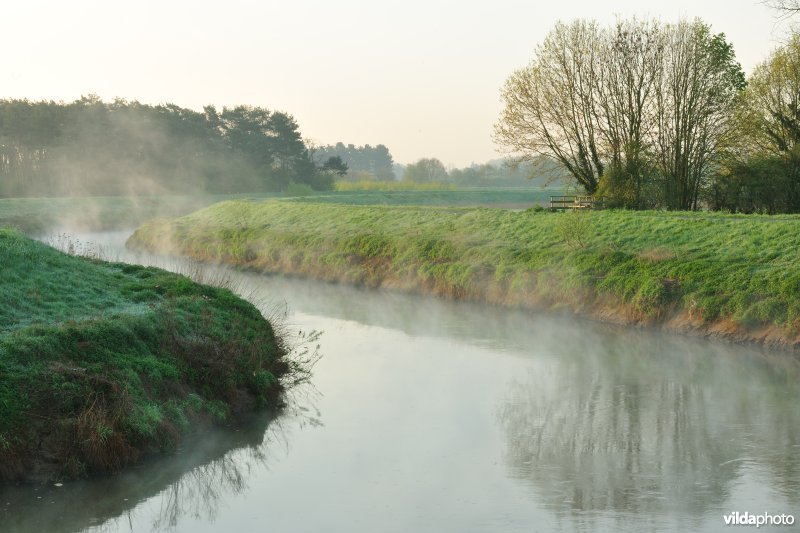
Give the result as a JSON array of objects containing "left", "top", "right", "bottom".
[
  {"left": 0, "top": 229, "right": 288, "bottom": 483},
  {"left": 127, "top": 200, "right": 800, "bottom": 350},
  {"left": 5, "top": 227, "right": 800, "bottom": 533}
]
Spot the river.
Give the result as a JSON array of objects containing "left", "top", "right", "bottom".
[{"left": 2, "top": 230, "right": 799, "bottom": 532}]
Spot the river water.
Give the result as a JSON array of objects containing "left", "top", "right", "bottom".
[{"left": 2, "top": 230, "right": 799, "bottom": 532}]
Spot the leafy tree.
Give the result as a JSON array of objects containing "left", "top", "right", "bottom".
[
  {"left": 595, "top": 18, "right": 663, "bottom": 208},
  {"left": 314, "top": 142, "right": 395, "bottom": 181},
  {"left": 0, "top": 98, "right": 320, "bottom": 197},
  {"left": 495, "top": 18, "right": 745, "bottom": 209},
  {"left": 322, "top": 155, "right": 348, "bottom": 176},
  {"left": 713, "top": 34, "right": 800, "bottom": 212},
  {"left": 402, "top": 158, "right": 448, "bottom": 182},
  {"left": 495, "top": 20, "right": 605, "bottom": 194},
  {"left": 655, "top": 22, "right": 745, "bottom": 210},
  {"left": 706, "top": 155, "right": 790, "bottom": 213}
]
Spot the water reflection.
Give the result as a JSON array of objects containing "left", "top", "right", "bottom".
[
  {"left": 499, "top": 329, "right": 800, "bottom": 525},
  {"left": 1, "top": 389, "right": 322, "bottom": 533},
  {"left": 16, "top": 229, "right": 800, "bottom": 532},
  {"left": 0, "top": 414, "right": 268, "bottom": 532}
]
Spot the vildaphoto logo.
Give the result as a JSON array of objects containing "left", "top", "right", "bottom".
[{"left": 723, "top": 512, "right": 795, "bottom": 527}]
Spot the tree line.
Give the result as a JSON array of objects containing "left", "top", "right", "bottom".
[
  {"left": 312, "top": 142, "right": 396, "bottom": 182},
  {"left": 495, "top": 17, "right": 800, "bottom": 213},
  {"left": 0, "top": 96, "right": 337, "bottom": 197},
  {"left": 400, "top": 156, "right": 566, "bottom": 187}
]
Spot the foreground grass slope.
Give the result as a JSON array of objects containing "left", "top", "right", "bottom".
[
  {"left": 0, "top": 229, "right": 287, "bottom": 482},
  {"left": 129, "top": 200, "right": 800, "bottom": 348}
]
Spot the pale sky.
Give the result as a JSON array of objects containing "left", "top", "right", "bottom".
[{"left": 1, "top": 0, "right": 791, "bottom": 167}]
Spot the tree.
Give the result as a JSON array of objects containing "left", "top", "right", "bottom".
[
  {"left": 402, "top": 158, "right": 448, "bottom": 182},
  {"left": 314, "top": 142, "right": 396, "bottom": 181},
  {"left": 321, "top": 155, "right": 348, "bottom": 176},
  {"left": 495, "top": 20, "right": 605, "bottom": 194},
  {"left": 764, "top": 0, "right": 800, "bottom": 14},
  {"left": 714, "top": 34, "right": 800, "bottom": 212},
  {"left": 0, "top": 98, "right": 320, "bottom": 197},
  {"left": 595, "top": 18, "right": 664, "bottom": 208},
  {"left": 654, "top": 21, "right": 746, "bottom": 210},
  {"left": 495, "top": 18, "right": 745, "bottom": 209}
]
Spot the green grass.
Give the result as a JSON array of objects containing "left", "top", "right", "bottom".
[
  {"left": 287, "top": 187, "right": 556, "bottom": 208},
  {"left": 334, "top": 180, "right": 456, "bottom": 191},
  {"left": 129, "top": 201, "right": 800, "bottom": 345},
  {"left": 0, "top": 228, "right": 287, "bottom": 481}
]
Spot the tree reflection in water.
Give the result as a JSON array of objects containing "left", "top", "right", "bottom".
[
  {"left": 136, "top": 387, "right": 322, "bottom": 533},
  {"left": 148, "top": 448, "right": 254, "bottom": 531},
  {"left": 1, "top": 382, "right": 322, "bottom": 533},
  {"left": 499, "top": 330, "right": 800, "bottom": 524}
]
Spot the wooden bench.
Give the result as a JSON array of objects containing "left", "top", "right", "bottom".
[{"left": 549, "top": 195, "right": 606, "bottom": 210}]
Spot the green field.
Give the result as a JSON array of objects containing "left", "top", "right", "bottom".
[
  {"left": 0, "top": 229, "right": 287, "bottom": 482},
  {"left": 129, "top": 200, "right": 800, "bottom": 348},
  {"left": 0, "top": 188, "right": 555, "bottom": 235},
  {"left": 287, "top": 187, "right": 556, "bottom": 208},
  {"left": 0, "top": 193, "right": 282, "bottom": 234}
]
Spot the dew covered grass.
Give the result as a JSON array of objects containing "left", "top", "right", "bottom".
[
  {"left": 0, "top": 228, "right": 287, "bottom": 481},
  {"left": 129, "top": 200, "right": 800, "bottom": 340}
]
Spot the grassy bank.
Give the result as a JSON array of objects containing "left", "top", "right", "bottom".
[
  {"left": 128, "top": 200, "right": 800, "bottom": 348},
  {"left": 0, "top": 229, "right": 288, "bottom": 482}
]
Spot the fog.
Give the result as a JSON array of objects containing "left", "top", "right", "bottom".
[
  {"left": 2, "top": 230, "right": 796, "bottom": 532},
  {"left": 1, "top": 2, "right": 798, "bottom": 530}
]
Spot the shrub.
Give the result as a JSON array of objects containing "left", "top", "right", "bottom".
[{"left": 554, "top": 209, "right": 592, "bottom": 249}]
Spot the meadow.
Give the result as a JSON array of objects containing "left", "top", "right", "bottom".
[
  {"left": 128, "top": 200, "right": 800, "bottom": 348},
  {"left": 0, "top": 229, "right": 287, "bottom": 482},
  {"left": 0, "top": 188, "right": 555, "bottom": 235},
  {"left": 0, "top": 193, "right": 281, "bottom": 234},
  {"left": 286, "top": 187, "right": 556, "bottom": 208}
]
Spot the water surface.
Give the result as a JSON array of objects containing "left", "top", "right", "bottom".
[{"left": 2, "top": 230, "right": 799, "bottom": 532}]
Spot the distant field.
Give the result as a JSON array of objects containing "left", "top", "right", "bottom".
[
  {"left": 129, "top": 201, "right": 800, "bottom": 348},
  {"left": 287, "top": 187, "right": 557, "bottom": 208},
  {"left": 0, "top": 188, "right": 557, "bottom": 234},
  {"left": 0, "top": 193, "right": 281, "bottom": 234},
  {"left": 333, "top": 180, "right": 455, "bottom": 191}
]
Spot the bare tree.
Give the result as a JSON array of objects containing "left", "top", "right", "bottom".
[
  {"left": 595, "top": 18, "right": 664, "bottom": 207},
  {"left": 764, "top": 0, "right": 800, "bottom": 14},
  {"left": 654, "top": 20, "right": 745, "bottom": 210},
  {"left": 495, "top": 20, "right": 605, "bottom": 194},
  {"left": 496, "top": 18, "right": 744, "bottom": 209}
]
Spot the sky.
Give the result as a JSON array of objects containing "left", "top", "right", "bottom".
[{"left": 1, "top": 0, "right": 793, "bottom": 167}]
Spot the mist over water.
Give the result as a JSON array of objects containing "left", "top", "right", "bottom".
[{"left": 3, "top": 230, "right": 799, "bottom": 533}]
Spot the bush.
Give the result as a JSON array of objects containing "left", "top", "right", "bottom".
[{"left": 554, "top": 209, "right": 592, "bottom": 249}]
